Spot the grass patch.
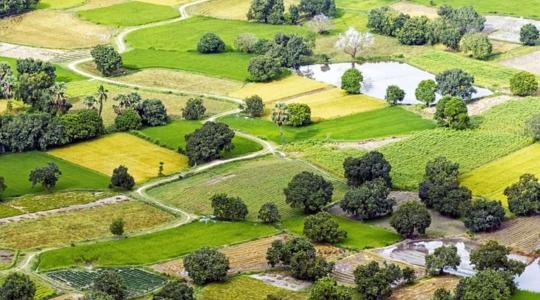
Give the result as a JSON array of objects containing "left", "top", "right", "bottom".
[
  {"left": 221, "top": 106, "right": 435, "bottom": 144},
  {"left": 78, "top": 1, "right": 179, "bottom": 27},
  {"left": 198, "top": 276, "right": 306, "bottom": 300},
  {"left": 0, "top": 201, "right": 174, "bottom": 249},
  {"left": 513, "top": 291, "right": 540, "bottom": 300},
  {"left": 410, "top": 0, "right": 540, "bottom": 19},
  {"left": 148, "top": 156, "right": 348, "bottom": 221},
  {"left": 48, "top": 133, "right": 189, "bottom": 183},
  {"left": 0, "top": 152, "right": 109, "bottom": 197},
  {"left": 0, "top": 205, "right": 23, "bottom": 218},
  {"left": 0, "top": 56, "right": 85, "bottom": 83},
  {"left": 5, "top": 191, "right": 115, "bottom": 213},
  {"left": 38, "top": 220, "right": 278, "bottom": 271},
  {"left": 38, "top": 0, "right": 85, "bottom": 9}
]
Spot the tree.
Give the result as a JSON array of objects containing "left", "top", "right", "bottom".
[
  {"left": 16, "top": 58, "right": 56, "bottom": 111},
  {"left": 343, "top": 151, "right": 392, "bottom": 187},
  {"left": 235, "top": 33, "right": 259, "bottom": 53},
  {"left": 341, "top": 178, "right": 394, "bottom": 220},
  {"left": 60, "top": 109, "right": 105, "bottom": 144},
  {"left": 432, "top": 288, "right": 453, "bottom": 300},
  {"left": 0, "top": 272, "right": 36, "bottom": 300},
  {"left": 309, "top": 276, "right": 351, "bottom": 300},
  {"left": 299, "top": 0, "right": 336, "bottom": 17},
  {"left": 114, "top": 109, "right": 142, "bottom": 131},
  {"left": 136, "top": 99, "right": 168, "bottom": 126},
  {"left": 110, "top": 165, "right": 135, "bottom": 190},
  {"left": 385, "top": 85, "right": 405, "bottom": 105},
  {"left": 460, "top": 32, "right": 492, "bottom": 60},
  {"left": 185, "top": 122, "right": 235, "bottom": 166},
  {"left": 241, "top": 95, "right": 265, "bottom": 117},
  {"left": 435, "top": 69, "right": 476, "bottom": 101},
  {"left": 93, "top": 271, "right": 127, "bottom": 300},
  {"left": 49, "top": 82, "right": 72, "bottom": 116},
  {"left": 438, "top": 23, "right": 463, "bottom": 50},
  {"left": 504, "top": 173, "right": 540, "bottom": 215},
  {"left": 267, "top": 237, "right": 315, "bottom": 267},
  {"left": 354, "top": 261, "right": 406, "bottom": 300},
  {"left": 303, "top": 212, "right": 347, "bottom": 244},
  {"left": 308, "top": 14, "right": 334, "bottom": 34},
  {"left": 197, "top": 33, "right": 225, "bottom": 53},
  {"left": 425, "top": 245, "right": 461, "bottom": 276},
  {"left": 110, "top": 218, "right": 125, "bottom": 236},
  {"left": 153, "top": 281, "right": 194, "bottom": 300},
  {"left": 29, "top": 163, "right": 61, "bottom": 192},
  {"left": 438, "top": 5, "right": 485, "bottom": 34},
  {"left": 0, "top": 0, "right": 38, "bottom": 18},
  {"left": 434, "top": 96, "right": 470, "bottom": 130},
  {"left": 287, "top": 103, "right": 311, "bottom": 127},
  {"left": 248, "top": 55, "right": 283, "bottom": 82},
  {"left": 247, "top": 0, "right": 284, "bottom": 24},
  {"left": 91, "top": 45, "right": 122, "bottom": 77},
  {"left": 0, "top": 113, "right": 63, "bottom": 152},
  {"left": 463, "top": 198, "right": 505, "bottom": 232},
  {"left": 470, "top": 240, "right": 526, "bottom": 276},
  {"left": 96, "top": 85, "right": 108, "bottom": 117},
  {"left": 397, "top": 16, "right": 431, "bottom": 45},
  {"left": 284, "top": 171, "right": 334, "bottom": 213},
  {"left": 113, "top": 92, "right": 141, "bottom": 113},
  {"left": 390, "top": 201, "right": 431, "bottom": 238},
  {"left": 267, "top": 0, "right": 285, "bottom": 24},
  {"left": 510, "top": 71, "right": 538, "bottom": 96},
  {"left": 286, "top": 4, "right": 300, "bottom": 25},
  {"left": 527, "top": 114, "right": 540, "bottom": 141},
  {"left": 367, "top": 7, "right": 409, "bottom": 37},
  {"left": 335, "top": 28, "right": 373, "bottom": 64},
  {"left": 520, "top": 24, "right": 539, "bottom": 46},
  {"left": 341, "top": 68, "right": 363, "bottom": 94},
  {"left": 271, "top": 33, "right": 313, "bottom": 69},
  {"left": 211, "top": 193, "right": 248, "bottom": 221},
  {"left": 0, "top": 62, "right": 16, "bottom": 100},
  {"left": 0, "top": 177, "right": 6, "bottom": 200},
  {"left": 258, "top": 202, "right": 281, "bottom": 223},
  {"left": 456, "top": 270, "right": 513, "bottom": 300},
  {"left": 182, "top": 97, "right": 206, "bottom": 120},
  {"left": 271, "top": 102, "right": 289, "bottom": 144},
  {"left": 184, "top": 247, "right": 229, "bottom": 285},
  {"left": 415, "top": 79, "right": 437, "bottom": 107}
]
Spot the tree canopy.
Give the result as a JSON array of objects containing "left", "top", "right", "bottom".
[{"left": 284, "top": 171, "right": 334, "bottom": 213}]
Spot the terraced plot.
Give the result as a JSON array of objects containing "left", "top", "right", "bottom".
[
  {"left": 78, "top": 1, "right": 179, "bottom": 27},
  {"left": 48, "top": 133, "right": 189, "bottom": 183}
]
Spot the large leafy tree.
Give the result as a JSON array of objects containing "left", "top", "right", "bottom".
[
  {"left": 136, "top": 99, "right": 168, "bottom": 126},
  {"left": 470, "top": 241, "right": 526, "bottom": 277},
  {"left": 0, "top": 63, "right": 16, "bottom": 100},
  {"left": 354, "top": 261, "right": 406, "bottom": 300},
  {"left": 520, "top": 24, "right": 539, "bottom": 46},
  {"left": 184, "top": 247, "right": 230, "bottom": 285},
  {"left": 258, "top": 202, "right": 281, "bottom": 223},
  {"left": 248, "top": 55, "right": 283, "bottom": 82},
  {"left": 287, "top": 103, "right": 311, "bottom": 127},
  {"left": 397, "top": 16, "right": 431, "bottom": 45},
  {"left": 210, "top": 193, "right": 248, "bottom": 221},
  {"left": 197, "top": 33, "right": 225, "bottom": 54},
  {"left": 284, "top": 171, "right": 334, "bottom": 213},
  {"left": 390, "top": 201, "right": 431, "bottom": 238},
  {"left": 456, "top": 270, "right": 513, "bottom": 300},
  {"left": 16, "top": 58, "right": 57, "bottom": 112},
  {"left": 93, "top": 271, "right": 127, "bottom": 300},
  {"left": 0, "top": 113, "right": 64, "bottom": 152},
  {"left": 460, "top": 32, "right": 493, "bottom": 60},
  {"left": 153, "top": 281, "right": 194, "bottom": 300},
  {"left": 434, "top": 96, "right": 470, "bottom": 130},
  {"left": 60, "top": 109, "right": 105, "bottom": 144},
  {"left": 343, "top": 151, "right": 392, "bottom": 187},
  {"left": 437, "top": 5, "right": 485, "bottom": 34},
  {"left": 367, "top": 7, "right": 409, "bottom": 37},
  {"left": 463, "top": 197, "right": 505, "bottom": 232},
  {"left": 182, "top": 98, "right": 206, "bottom": 120},
  {"left": 385, "top": 85, "right": 405, "bottom": 105},
  {"left": 185, "top": 122, "right": 235, "bottom": 166},
  {"left": 109, "top": 165, "right": 135, "bottom": 191},
  {"left": 425, "top": 245, "right": 461, "bottom": 276},
  {"left": 0, "top": 272, "right": 36, "bottom": 300},
  {"left": 510, "top": 71, "right": 538, "bottom": 96},
  {"left": 29, "top": 163, "right": 61, "bottom": 192},
  {"left": 241, "top": 95, "right": 265, "bottom": 117},
  {"left": 340, "top": 178, "right": 394, "bottom": 220},
  {"left": 504, "top": 173, "right": 540, "bottom": 215},
  {"left": 247, "top": 0, "right": 285, "bottom": 24},
  {"left": 91, "top": 45, "right": 123, "bottom": 77},
  {"left": 415, "top": 79, "right": 437, "bottom": 107},
  {"left": 435, "top": 69, "right": 476, "bottom": 101},
  {"left": 299, "top": 0, "right": 336, "bottom": 17},
  {"left": 303, "top": 212, "right": 347, "bottom": 244}
]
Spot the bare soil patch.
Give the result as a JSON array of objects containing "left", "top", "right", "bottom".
[
  {"left": 336, "top": 137, "right": 404, "bottom": 151},
  {"left": 390, "top": 2, "right": 438, "bottom": 19},
  {"left": 0, "top": 42, "right": 66, "bottom": 61},
  {"left": 500, "top": 50, "right": 540, "bottom": 75},
  {"left": 390, "top": 276, "right": 460, "bottom": 300},
  {"left": 249, "top": 273, "right": 311, "bottom": 291},
  {"left": 0, "top": 249, "right": 14, "bottom": 267},
  {"left": 475, "top": 216, "right": 540, "bottom": 255}
]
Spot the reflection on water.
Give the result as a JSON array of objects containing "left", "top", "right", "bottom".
[
  {"left": 516, "top": 258, "right": 540, "bottom": 292},
  {"left": 298, "top": 62, "right": 493, "bottom": 105}
]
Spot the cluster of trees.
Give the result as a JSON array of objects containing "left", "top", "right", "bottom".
[
  {"left": 110, "top": 92, "right": 168, "bottom": 131},
  {"left": 247, "top": 0, "right": 336, "bottom": 25},
  {"left": 354, "top": 261, "right": 416, "bottom": 300},
  {"left": 91, "top": 45, "right": 123, "bottom": 77},
  {"left": 0, "top": 0, "right": 38, "bottom": 18},
  {"left": 520, "top": 24, "right": 539, "bottom": 46}
]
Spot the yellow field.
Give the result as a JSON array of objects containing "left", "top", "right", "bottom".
[
  {"left": 460, "top": 143, "right": 540, "bottom": 205},
  {"left": 48, "top": 133, "right": 189, "bottom": 182},
  {"left": 284, "top": 88, "right": 386, "bottom": 120},
  {"left": 188, "top": 0, "right": 299, "bottom": 20},
  {"left": 229, "top": 75, "right": 330, "bottom": 103}
]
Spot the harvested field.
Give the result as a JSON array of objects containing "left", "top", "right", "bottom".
[
  {"left": 0, "top": 42, "right": 66, "bottom": 62},
  {"left": 0, "top": 10, "right": 112, "bottom": 49},
  {"left": 188, "top": 0, "right": 299, "bottom": 20},
  {"left": 48, "top": 133, "right": 189, "bottom": 183},
  {"left": 389, "top": 276, "right": 460, "bottom": 300},
  {"left": 5, "top": 191, "right": 116, "bottom": 214},
  {"left": 390, "top": 2, "right": 438, "bottom": 18},
  {"left": 500, "top": 51, "right": 540, "bottom": 75},
  {"left": 475, "top": 216, "right": 540, "bottom": 255},
  {"left": 200, "top": 276, "right": 306, "bottom": 299}
]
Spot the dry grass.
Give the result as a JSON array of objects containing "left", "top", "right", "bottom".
[
  {"left": 389, "top": 276, "right": 460, "bottom": 300},
  {"left": 229, "top": 75, "right": 330, "bottom": 103},
  {"left": 188, "top": 0, "right": 299, "bottom": 20},
  {"left": 475, "top": 216, "right": 540, "bottom": 255},
  {"left": 70, "top": 0, "right": 127, "bottom": 11},
  {"left": 48, "top": 133, "right": 189, "bottom": 182},
  {"left": 500, "top": 50, "right": 540, "bottom": 75},
  {"left": 0, "top": 201, "right": 174, "bottom": 249},
  {"left": 284, "top": 88, "right": 386, "bottom": 120},
  {"left": 390, "top": 1, "right": 438, "bottom": 19},
  {"left": 0, "top": 10, "right": 112, "bottom": 49}
]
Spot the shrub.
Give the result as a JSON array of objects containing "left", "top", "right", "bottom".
[
  {"left": 385, "top": 85, "right": 405, "bottom": 105},
  {"left": 60, "top": 109, "right": 105, "bottom": 143},
  {"left": 341, "top": 178, "right": 395, "bottom": 220},
  {"left": 510, "top": 71, "right": 538, "bottom": 96},
  {"left": 397, "top": 16, "right": 430, "bottom": 45},
  {"left": 91, "top": 45, "right": 123, "bottom": 77},
  {"left": 137, "top": 99, "right": 168, "bottom": 126},
  {"left": 184, "top": 247, "right": 229, "bottom": 285},
  {"left": 284, "top": 171, "right": 334, "bottom": 213},
  {"left": 435, "top": 69, "right": 476, "bottom": 101},
  {"left": 258, "top": 202, "right": 281, "bottom": 223},
  {"left": 248, "top": 55, "right": 283, "bottom": 82},
  {"left": 460, "top": 32, "right": 492, "bottom": 60},
  {"left": 299, "top": 0, "right": 336, "bottom": 18},
  {"left": 390, "top": 201, "right": 431, "bottom": 238},
  {"left": 526, "top": 114, "right": 540, "bottom": 141},
  {"left": 341, "top": 68, "right": 363, "bottom": 94},
  {"left": 504, "top": 173, "right": 540, "bottom": 216},
  {"left": 303, "top": 212, "right": 347, "bottom": 244},
  {"left": 520, "top": 24, "right": 539, "bottom": 46},
  {"left": 242, "top": 95, "right": 265, "bottom": 117},
  {"left": 470, "top": 240, "right": 526, "bottom": 276},
  {"left": 153, "top": 281, "right": 193, "bottom": 300},
  {"left": 197, "top": 32, "right": 225, "bottom": 54},
  {"left": 93, "top": 271, "right": 127, "bottom": 300},
  {"left": 287, "top": 103, "right": 311, "bottom": 127},
  {"left": 29, "top": 163, "right": 61, "bottom": 192},
  {"left": 463, "top": 198, "right": 505, "bottom": 232},
  {"left": 210, "top": 193, "right": 248, "bottom": 221},
  {"left": 309, "top": 276, "right": 351, "bottom": 300},
  {"left": 434, "top": 96, "right": 470, "bottom": 130},
  {"left": 425, "top": 245, "right": 461, "bottom": 275},
  {"left": 114, "top": 109, "right": 142, "bottom": 131},
  {"left": 0, "top": 272, "right": 36, "bottom": 300},
  {"left": 109, "top": 165, "right": 135, "bottom": 190},
  {"left": 182, "top": 98, "right": 206, "bottom": 120},
  {"left": 235, "top": 33, "right": 259, "bottom": 53},
  {"left": 185, "top": 122, "right": 235, "bottom": 166},
  {"left": 110, "top": 218, "right": 125, "bottom": 236},
  {"left": 343, "top": 151, "right": 392, "bottom": 187},
  {"left": 415, "top": 79, "right": 437, "bottom": 107}
]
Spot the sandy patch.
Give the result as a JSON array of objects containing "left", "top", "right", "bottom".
[
  {"left": 390, "top": 2, "right": 438, "bottom": 19},
  {"left": 485, "top": 16, "right": 540, "bottom": 43},
  {"left": 500, "top": 50, "right": 540, "bottom": 75},
  {"left": 250, "top": 273, "right": 311, "bottom": 291}
]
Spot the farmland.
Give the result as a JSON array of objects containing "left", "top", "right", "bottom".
[
  {"left": 4, "top": 191, "right": 115, "bottom": 213},
  {"left": 198, "top": 276, "right": 306, "bottom": 300},
  {"left": 78, "top": 1, "right": 179, "bottom": 26},
  {"left": 0, "top": 56, "right": 85, "bottom": 83},
  {"left": 410, "top": 0, "right": 540, "bottom": 18}
]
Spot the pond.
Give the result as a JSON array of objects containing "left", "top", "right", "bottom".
[
  {"left": 298, "top": 62, "right": 493, "bottom": 105},
  {"left": 376, "top": 238, "right": 539, "bottom": 292}
]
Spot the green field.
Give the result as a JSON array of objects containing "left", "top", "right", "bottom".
[
  {"left": 0, "top": 204, "right": 22, "bottom": 218},
  {"left": 133, "top": 120, "right": 263, "bottom": 158},
  {"left": 475, "top": 97, "right": 540, "bottom": 135},
  {"left": 0, "top": 152, "right": 109, "bottom": 197},
  {"left": 221, "top": 107, "right": 435, "bottom": 144},
  {"left": 38, "top": 0, "right": 84, "bottom": 9},
  {"left": 199, "top": 276, "right": 306, "bottom": 300},
  {"left": 38, "top": 221, "right": 277, "bottom": 271},
  {"left": 148, "top": 156, "right": 348, "bottom": 221},
  {"left": 284, "top": 214, "right": 400, "bottom": 250},
  {"left": 0, "top": 56, "right": 86, "bottom": 83},
  {"left": 123, "top": 16, "right": 307, "bottom": 80},
  {"left": 410, "top": 0, "right": 540, "bottom": 19},
  {"left": 513, "top": 291, "right": 540, "bottom": 300},
  {"left": 78, "top": 1, "right": 179, "bottom": 27}
]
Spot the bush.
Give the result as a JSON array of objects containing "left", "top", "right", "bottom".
[
  {"left": 60, "top": 109, "right": 105, "bottom": 143},
  {"left": 0, "top": 272, "right": 36, "bottom": 300},
  {"left": 385, "top": 85, "right": 405, "bottom": 105},
  {"left": 504, "top": 173, "right": 540, "bottom": 216},
  {"left": 309, "top": 277, "right": 351, "bottom": 300},
  {"left": 438, "top": 23, "right": 463, "bottom": 50},
  {"left": 210, "top": 193, "right": 248, "bottom": 221},
  {"left": 184, "top": 247, "right": 230, "bottom": 285},
  {"left": 341, "top": 178, "right": 395, "bottom": 220},
  {"left": 109, "top": 165, "right": 135, "bottom": 190},
  {"left": 463, "top": 198, "right": 505, "bottom": 232},
  {"left": 0, "top": 0, "right": 37, "bottom": 18},
  {"left": 460, "top": 32, "right": 492, "bottom": 60},
  {"left": 242, "top": 95, "right": 265, "bottom": 117},
  {"left": 340, "top": 68, "right": 363, "bottom": 94},
  {"left": 526, "top": 114, "right": 540, "bottom": 141},
  {"left": 137, "top": 99, "right": 168, "bottom": 126},
  {"left": 425, "top": 245, "right": 461, "bottom": 275},
  {"left": 182, "top": 98, "right": 206, "bottom": 120},
  {"left": 185, "top": 122, "right": 235, "bottom": 166},
  {"left": 235, "top": 33, "right": 259, "bottom": 53},
  {"left": 284, "top": 171, "right": 334, "bottom": 213},
  {"left": 93, "top": 271, "right": 127, "bottom": 300},
  {"left": 435, "top": 69, "right": 476, "bottom": 101},
  {"left": 510, "top": 71, "right": 538, "bottom": 96},
  {"left": 287, "top": 103, "right": 311, "bottom": 127},
  {"left": 153, "top": 281, "right": 193, "bottom": 300},
  {"left": 258, "top": 202, "right": 281, "bottom": 223},
  {"left": 390, "top": 201, "right": 431, "bottom": 238},
  {"left": 343, "top": 151, "right": 392, "bottom": 187},
  {"left": 397, "top": 16, "right": 431, "bottom": 45},
  {"left": 197, "top": 32, "right": 225, "bottom": 54},
  {"left": 434, "top": 96, "right": 470, "bottom": 130},
  {"left": 299, "top": 0, "right": 336, "bottom": 18},
  {"left": 114, "top": 109, "right": 142, "bottom": 131},
  {"left": 520, "top": 24, "right": 539, "bottom": 46},
  {"left": 303, "top": 212, "right": 347, "bottom": 244},
  {"left": 307, "top": 14, "right": 334, "bottom": 34},
  {"left": 415, "top": 79, "right": 437, "bottom": 107},
  {"left": 432, "top": 288, "right": 453, "bottom": 300},
  {"left": 91, "top": 45, "right": 123, "bottom": 77},
  {"left": 110, "top": 218, "right": 125, "bottom": 236},
  {"left": 248, "top": 55, "right": 283, "bottom": 82}
]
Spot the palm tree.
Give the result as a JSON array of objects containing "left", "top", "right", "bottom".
[
  {"left": 96, "top": 85, "right": 108, "bottom": 117},
  {"left": 51, "top": 82, "right": 71, "bottom": 115},
  {"left": 271, "top": 102, "right": 289, "bottom": 145}
]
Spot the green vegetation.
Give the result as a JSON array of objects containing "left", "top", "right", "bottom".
[
  {"left": 221, "top": 107, "right": 435, "bottom": 144},
  {"left": 410, "top": 0, "right": 540, "bottom": 19},
  {"left": 0, "top": 204, "right": 22, "bottom": 218},
  {"left": 513, "top": 291, "right": 540, "bottom": 300},
  {"left": 5, "top": 191, "right": 115, "bottom": 213},
  {"left": 198, "top": 276, "right": 306, "bottom": 300},
  {"left": 0, "top": 56, "right": 85, "bottom": 83},
  {"left": 0, "top": 273, "right": 56, "bottom": 300},
  {"left": 0, "top": 152, "right": 109, "bottom": 197},
  {"left": 78, "top": 1, "right": 179, "bottom": 27},
  {"left": 38, "top": 221, "right": 277, "bottom": 271}
]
